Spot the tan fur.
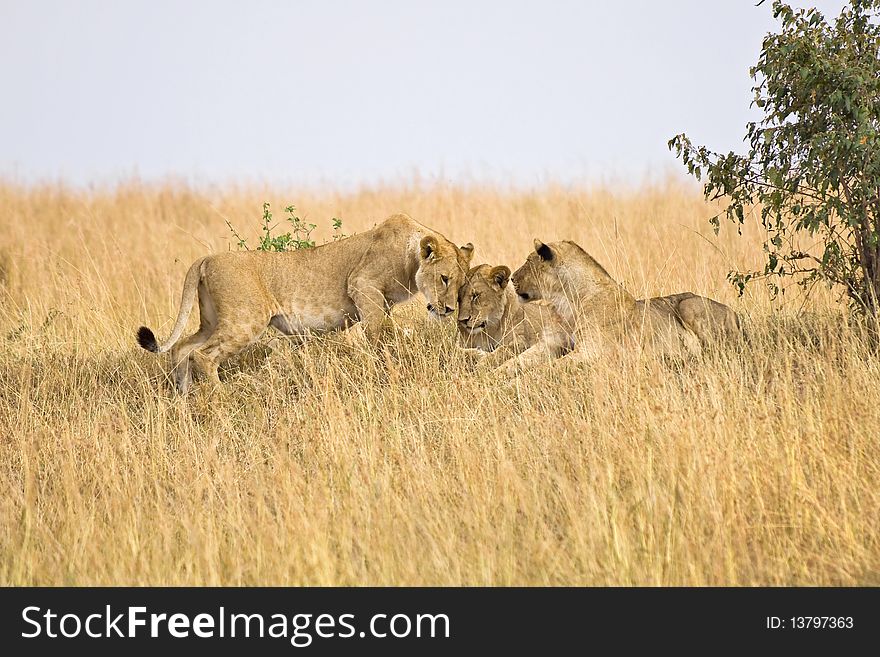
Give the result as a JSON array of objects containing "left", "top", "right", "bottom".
[
  {"left": 638, "top": 292, "right": 741, "bottom": 344},
  {"left": 138, "top": 214, "right": 474, "bottom": 392},
  {"left": 457, "top": 264, "right": 573, "bottom": 375},
  {"left": 510, "top": 239, "right": 740, "bottom": 364}
]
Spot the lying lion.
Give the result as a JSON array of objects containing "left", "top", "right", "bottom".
[
  {"left": 500, "top": 239, "right": 740, "bottom": 368},
  {"left": 137, "top": 213, "right": 474, "bottom": 392},
  {"left": 456, "top": 264, "right": 574, "bottom": 375}
]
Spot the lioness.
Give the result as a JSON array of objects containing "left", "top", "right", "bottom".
[
  {"left": 510, "top": 239, "right": 740, "bottom": 363},
  {"left": 137, "top": 213, "right": 474, "bottom": 392},
  {"left": 457, "top": 263, "right": 573, "bottom": 374}
]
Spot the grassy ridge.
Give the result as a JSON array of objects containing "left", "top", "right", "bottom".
[{"left": 0, "top": 180, "right": 877, "bottom": 585}]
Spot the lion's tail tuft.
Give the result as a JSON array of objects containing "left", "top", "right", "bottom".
[{"left": 137, "top": 326, "right": 160, "bottom": 353}]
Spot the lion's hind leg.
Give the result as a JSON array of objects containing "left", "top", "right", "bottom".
[
  {"left": 191, "top": 318, "right": 269, "bottom": 389},
  {"left": 171, "top": 328, "right": 213, "bottom": 393},
  {"left": 676, "top": 295, "right": 741, "bottom": 344},
  {"left": 170, "top": 282, "right": 218, "bottom": 393}
]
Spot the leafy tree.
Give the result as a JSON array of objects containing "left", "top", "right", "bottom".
[{"left": 669, "top": 0, "right": 880, "bottom": 317}]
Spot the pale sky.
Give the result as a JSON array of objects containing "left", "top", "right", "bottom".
[{"left": 0, "top": 0, "right": 849, "bottom": 187}]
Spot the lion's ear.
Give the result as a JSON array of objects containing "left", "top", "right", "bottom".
[
  {"left": 489, "top": 265, "right": 511, "bottom": 289},
  {"left": 534, "top": 240, "right": 554, "bottom": 262},
  {"left": 420, "top": 235, "right": 439, "bottom": 260},
  {"left": 460, "top": 242, "right": 475, "bottom": 264}
]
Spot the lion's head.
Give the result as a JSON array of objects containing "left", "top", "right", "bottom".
[
  {"left": 512, "top": 239, "right": 623, "bottom": 325},
  {"left": 456, "top": 264, "right": 512, "bottom": 337},
  {"left": 510, "top": 239, "right": 573, "bottom": 303},
  {"left": 415, "top": 235, "right": 474, "bottom": 319}
]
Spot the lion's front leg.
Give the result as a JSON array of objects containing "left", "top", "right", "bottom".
[
  {"left": 493, "top": 342, "right": 562, "bottom": 377},
  {"left": 361, "top": 312, "right": 393, "bottom": 346},
  {"left": 458, "top": 346, "right": 494, "bottom": 370},
  {"left": 349, "top": 284, "right": 392, "bottom": 347}
]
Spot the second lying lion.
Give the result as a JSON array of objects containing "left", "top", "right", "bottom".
[
  {"left": 460, "top": 243, "right": 741, "bottom": 374},
  {"left": 509, "top": 239, "right": 741, "bottom": 366}
]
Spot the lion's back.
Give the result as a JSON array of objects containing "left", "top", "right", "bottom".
[{"left": 641, "top": 292, "right": 741, "bottom": 344}]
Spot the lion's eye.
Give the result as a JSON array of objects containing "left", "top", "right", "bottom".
[
  {"left": 471, "top": 292, "right": 479, "bottom": 302},
  {"left": 441, "top": 275, "right": 449, "bottom": 286}
]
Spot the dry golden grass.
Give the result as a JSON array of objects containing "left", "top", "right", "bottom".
[{"left": 0, "top": 178, "right": 877, "bottom": 585}]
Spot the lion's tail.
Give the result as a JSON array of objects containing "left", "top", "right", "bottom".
[{"left": 137, "top": 257, "right": 206, "bottom": 354}]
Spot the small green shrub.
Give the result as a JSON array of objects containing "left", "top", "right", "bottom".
[{"left": 226, "top": 203, "right": 345, "bottom": 252}]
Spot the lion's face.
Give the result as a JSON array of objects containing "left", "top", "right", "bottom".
[
  {"left": 511, "top": 240, "right": 565, "bottom": 302},
  {"left": 415, "top": 236, "right": 474, "bottom": 319},
  {"left": 457, "top": 264, "right": 511, "bottom": 336}
]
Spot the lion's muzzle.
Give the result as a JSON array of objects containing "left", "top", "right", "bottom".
[{"left": 427, "top": 303, "right": 455, "bottom": 317}]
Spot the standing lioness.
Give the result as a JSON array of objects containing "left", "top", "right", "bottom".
[
  {"left": 511, "top": 239, "right": 740, "bottom": 362},
  {"left": 137, "top": 213, "right": 474, "bottom": 392}
]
